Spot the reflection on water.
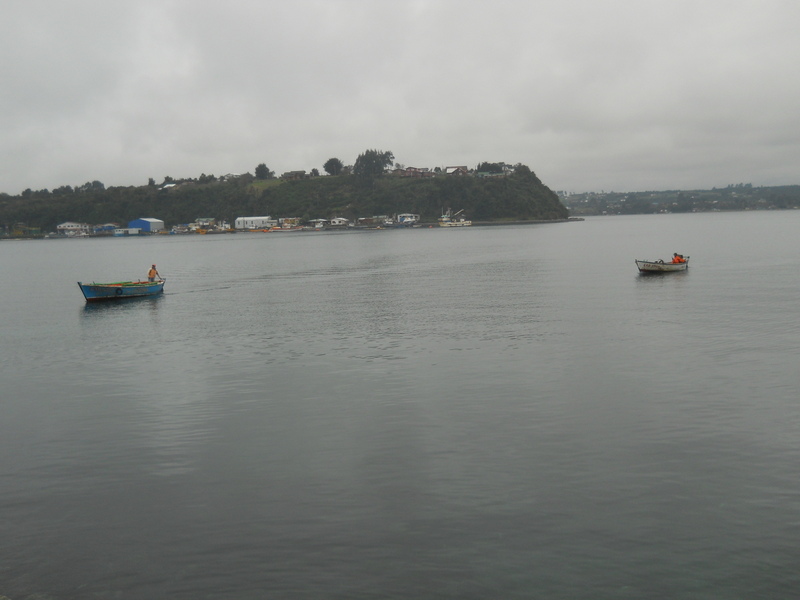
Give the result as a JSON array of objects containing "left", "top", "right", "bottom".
[
  {"left": 2, "top": 214, "right": 800, "bottom": 599},
  {"left": 80, "top": 293, "right": 165, "bottom": 314}
]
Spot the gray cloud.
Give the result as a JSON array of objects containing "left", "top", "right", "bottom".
[{"left": 2, "top": 0, "right": 799, "bottom": 194}]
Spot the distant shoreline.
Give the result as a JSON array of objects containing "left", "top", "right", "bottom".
[{"left": 1, "top": 218, "right": 584, "bottom": 240}]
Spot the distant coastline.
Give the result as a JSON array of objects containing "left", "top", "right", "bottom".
[
  {"left": 1, "top": 162, "right": 569, "bottom": 237},
  {"left": 1, "top": 217, "right": 584, "bottom": 241},
  {"left": 560, "top": 184, "right": 800, "bottom": 215}
]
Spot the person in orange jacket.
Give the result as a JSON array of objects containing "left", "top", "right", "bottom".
[
  {"left": 671, "top": 253, "right": 686, "bottom": 263},
  {"left": 148, "top": 264, "right": 160, "bottom": 281}
]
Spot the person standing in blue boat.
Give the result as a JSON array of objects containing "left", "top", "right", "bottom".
[{"left": 148, "top": 264, "right": 160, "bottom": 282}]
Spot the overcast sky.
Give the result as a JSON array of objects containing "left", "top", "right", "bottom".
[{"left": 2, "top": 0, "right": 799, "bottom": 195}]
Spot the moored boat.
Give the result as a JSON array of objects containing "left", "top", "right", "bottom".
[
  {"left": 439, "top": 208, "right": 472, "bottom": 227},
  {"left": 397, "top": 213, "right": 420, "bottom": 226},
  {"left": 77, "top": 279, "right": 166, "bottom": 301},
  {"left": 635, "top": 256, "right": 689, "bottom": 273},
  {"left": 384, "top": 213, "right": 420, "bottom": 227}
]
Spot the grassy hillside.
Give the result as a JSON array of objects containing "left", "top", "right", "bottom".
[{"left": 1, "top": 168, "right": 568, "bottom": 232}]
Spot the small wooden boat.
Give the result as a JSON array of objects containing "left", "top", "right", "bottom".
[
  {"left": 77, "top": 279, "right": 165, "bottom": 302},
  {"left": 635, "top": 257, "right": 689, "bottom": 273}
]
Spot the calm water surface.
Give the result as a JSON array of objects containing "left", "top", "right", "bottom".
[{"left": 1, "top": 212, "right": 799, "bottom": 599}]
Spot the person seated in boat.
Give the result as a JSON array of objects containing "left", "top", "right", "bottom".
[
  {"left": 671, "top": 253, "right": 686, "bottom": 264},
  {"left": 148, "top": 264, "right": 160, "bottom": 281}
]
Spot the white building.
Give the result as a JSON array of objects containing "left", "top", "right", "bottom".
[
  {"left": 234, "top": 216, "right": 276, "bottom": 230},
  {"left": 114, "top": 228, "right": 142, "bottom": 236},
  {"left": 56, "top": 221, "right": 91, "bottom": 235}
]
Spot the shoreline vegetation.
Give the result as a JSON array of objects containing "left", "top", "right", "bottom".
[{"left": 1, "top": 154, "right": 569, "bottom": 238}]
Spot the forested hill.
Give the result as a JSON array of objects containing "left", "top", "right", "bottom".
[{"left": 0, "top": 166, "right": 568, "bottom": 233}]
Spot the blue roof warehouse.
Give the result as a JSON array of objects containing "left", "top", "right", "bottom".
[{"left": 127, "top": 218, "right": 165, "bottom": 233}]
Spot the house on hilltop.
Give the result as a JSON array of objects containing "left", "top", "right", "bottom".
[
  {"left": 394, "top": 166, "right": 434, "bottom": 178},
  {"left": 445, "top": 166, "right": 469, "bottom": 176}
]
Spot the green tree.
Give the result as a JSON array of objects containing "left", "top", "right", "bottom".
[
  {"left": 323, "top": 157, "right": 344, "bottom": 176},
  {"left": 353, "top": 149, "right": 394, "bottom": 178},
  {"left": 511, "top": 163, "right": 531, "bottom": 176},
  {"left": 76, "top": 180, "right": 105, "bottom": 192},
  {"left": 255, "top": 163, "right": 274, "bottom": 179},
  {"left": 476, "top": 162, "right": 503, "bottom": 174}
]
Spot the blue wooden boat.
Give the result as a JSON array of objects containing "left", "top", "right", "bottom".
[{"left": 77, "top": 279, "right": 165, "bottom": 302}]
